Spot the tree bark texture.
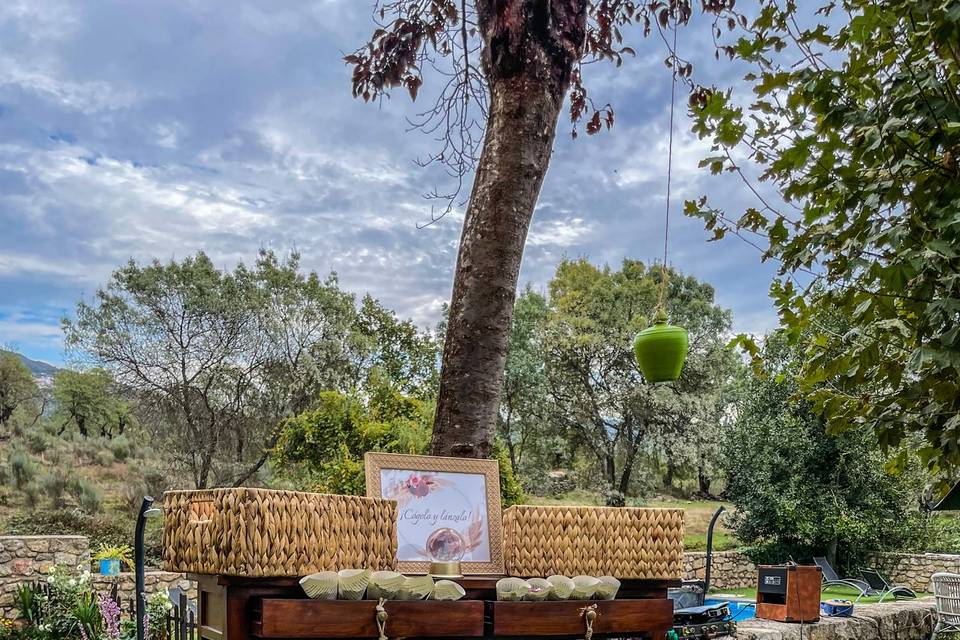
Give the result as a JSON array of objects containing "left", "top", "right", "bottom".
[{"left": 430, "top": 0, "right": 586, "bottom": 458}]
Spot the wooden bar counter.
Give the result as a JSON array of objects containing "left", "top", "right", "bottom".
[{"left": 191, "top": 574, "right": 679, "bottom": 640}]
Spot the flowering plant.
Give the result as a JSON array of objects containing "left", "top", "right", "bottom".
[{"left": 8, "top": 564, "right": 176, "bottom": 640}]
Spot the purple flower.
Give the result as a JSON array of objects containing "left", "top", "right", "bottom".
[{"left": 99, "top": 592, "right": 121, "bottom": 640}]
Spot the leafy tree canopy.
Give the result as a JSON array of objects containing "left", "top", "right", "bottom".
[
  {"left": 52, "top": 368, "right": 130, "bottom": 439},
  {"left": 724, "top": 333, "right": 925, "bottom": 569},
  {"left": 271, "top": 383, "right": 433, "bottom": 495},
  {"left": 64, "top": 250, "right": 439, "bottom": 488},
  {"left": 687, "top": 0, "right": 960, "bottom": 485},
  {"left": 0, "top": 352, "right": 38, "bottom": 427},
  {"left": 538, "top": 258, "right": 735, "bottom": 498}
]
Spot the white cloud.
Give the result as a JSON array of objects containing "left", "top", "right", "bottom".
[
  {"left": 0, "top": 0, "right": 788, "bottom": 365},
  {"left": 528, "top": 217, "right": 593, "bottom": 247}
]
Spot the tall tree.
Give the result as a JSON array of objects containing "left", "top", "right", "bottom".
[
  {"left": 724, "top": 332, "right": 923, "bottom": 568},
  {"left": 543, "top": 258, "right": 732, "bottom": 494},
  {"left": 686, "top": 0, "right": 960, "bottom": 485},
  {"left": 498, "top": 287, "right": 550, "bottom": 474},
  {"left": 64, "top": 251, "right": 357, "bottom": 487},
  {"left": 51, "top": 368, "right": 127, "bottom": 438},
  {"left": 349, "top": 0, "right": 738, "bottom": 458},
  {"left": 0, "top": 352, "right": 38, "bottom": 428},
  {"left": 65, "top": 250, "right": 439, "bottom": 487},
  {"left": 353, "top": 295, "right": 441, "bottom": 400}
]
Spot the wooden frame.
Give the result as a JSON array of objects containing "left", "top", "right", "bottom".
[{"left": 364, "top": 452, "right": 503, "bottom": 575}]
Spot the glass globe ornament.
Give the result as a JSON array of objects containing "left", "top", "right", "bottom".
[{"left": 426, "top": 527, "right": 465, "bottom": 578}]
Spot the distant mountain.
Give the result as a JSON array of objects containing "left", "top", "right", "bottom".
[{"left": 1, "top": 350, "right": 60, "bottom": 379}]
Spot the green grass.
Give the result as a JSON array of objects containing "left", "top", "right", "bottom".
[
  {"left": 709, "top": 585, "right": 929, "bottom": 604},
  {"left": 522, "top": 492, "right": 741, "bottom": 551}
]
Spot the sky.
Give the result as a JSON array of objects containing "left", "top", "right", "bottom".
[{"left": 0, "top": 0, "right": 782, "bottom": 367}]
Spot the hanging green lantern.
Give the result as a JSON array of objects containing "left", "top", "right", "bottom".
[
  {"left": 632, "top": 10, "right": 689, "bottom": 384},
  {"left": 634, "top": 309, "right": 688, "bottom": 383}
]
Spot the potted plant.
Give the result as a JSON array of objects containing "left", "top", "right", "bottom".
[{"left": 93, "top": 544, "right": 133, "bottom": 576}]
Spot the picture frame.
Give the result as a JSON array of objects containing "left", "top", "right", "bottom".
[{"left": 364, "top": 452, "right": 504, "bottom": 575}]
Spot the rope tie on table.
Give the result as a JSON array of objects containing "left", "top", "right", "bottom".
[
  {"left": 580, "top": 604, "right": 599, "bottom": 640},
  {"left": 375, "top": 598, "right": 389, "bottom": 640}
]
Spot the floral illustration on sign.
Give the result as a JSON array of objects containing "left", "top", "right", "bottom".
[{"left": 384, "top": 473, "right": 452, "bottom": 506}]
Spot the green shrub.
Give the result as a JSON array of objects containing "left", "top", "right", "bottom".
[
  {"left": 5, "top": 508, "right": 165, "bottom": 568},
  {"left": 45, "top": 446, "right": 64, "bottom": 467},
  {"left": 8, "top": 450, "right": 36, "bottom": 489},
  {"left": 71, "top": 478, "right": 102, "bottom": 514},
  {"left": 604, "top": 489, "right": 626, "bottom": 507},
  {"left": 914, "top": 514, "right": 960, "bottom": 553},
  {"left": 23, "top": 430, "right": 50, "bottom": 455},
  {"left": 96, "top": 449, "right": 115, "bottom": 467},
  {"left": 41, "top": 470, "right": 72, "bottom": 508},
  {"left": 109, "top": 435, "right": 132, "bottom": 462},
  {"left": 22, "top": 481, "right": 41, "bottom": 508},
  {"left": 71, "top": 438, "right": 103, "bottom": 465},
  {"left": 723, "top": 335, "right": 924, "bottom": 571},
  {"left": 494, "top": 442, "right": 525, "bottom": 507}
]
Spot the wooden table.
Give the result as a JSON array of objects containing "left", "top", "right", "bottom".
[{"left": 190, "top": 574, "right": 679, "bottom": 640}]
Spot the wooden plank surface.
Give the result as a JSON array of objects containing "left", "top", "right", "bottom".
[
  {"left": 253, "top": 599, "right": 485, "bottom": 638},
  {"left": 491, "top": 599, "right": 674, "bottom": 637}
]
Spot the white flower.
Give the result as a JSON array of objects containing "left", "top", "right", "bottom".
[
  {"left": 68, "top": 578, "right": 77, "bottom": 586},
  {"left": 46, "top": 576, "right": 55, "bottom": 583}
]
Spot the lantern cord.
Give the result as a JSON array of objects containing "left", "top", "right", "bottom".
[{"left": 658, "top": 5, "right": 679, "bottom": 316}]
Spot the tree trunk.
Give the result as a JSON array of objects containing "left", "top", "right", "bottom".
[
  {"left": 430, "top": 0, "right": 586, "bottom": 458},
  {"left": 664, "top": 462, "right": 676, "bottom": 489},
  {"left": 507, "top": 439, "right": 519, "bottom": 474},
  {"left": 618, "top": 448, "right": 637, "bottom": 495},
  {"left": 697, "top": 455, "right": 712, "bottom": 497},
  {"left": 605, "top": 453, "right": 617, "bottom": 488}
]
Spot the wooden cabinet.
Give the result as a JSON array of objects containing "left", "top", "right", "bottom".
[
  {"left": 251, "top": 600, "right": 485, "bottom": 638},
  {"left": 491, "top": 599, "right": 674, "bottom": 638},
  {"left": 191, "top": 574, "right": 679, "bottom": 640}
]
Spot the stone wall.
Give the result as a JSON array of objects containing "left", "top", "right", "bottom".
[
  {"left": 0, "top": 535, "right": 193, "bottom": 619},
  {"left": 0, "top": 535, "right": 89, "bottom": 579},
  {"left": 682, "top": 550, "right": 757, "bottom": 589},
  {"left": 737, "top": 599, "right": 935, "bottom": 640},
  {"left": 868, "top": 552, "right": 960, "bottom": 593},
  {"left": 92, "top": 572, "right": 195, "bottom": 608},
  {"left": 680, "top": 550, "right": 960, "bottom": 593}
]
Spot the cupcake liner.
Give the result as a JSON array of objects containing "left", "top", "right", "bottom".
[
  {"left": 546, "top": 575, "right": 575, "bottom": 600},
  {"left": 299, "top": 571, "right": 338, "bottom": 600},
  {"left": 430, "top": 579, "right": 466, "bottom": 601},
  {"left": 337, "top": 569, "right": 370, "bottom": 600}
]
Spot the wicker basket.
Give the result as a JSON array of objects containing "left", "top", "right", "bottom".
[
  {"left": 502, "top": 505, "right": 684, "bottom": 579},
  {"left": 163, "top": 488, "right": 398, "bottom": 577}
]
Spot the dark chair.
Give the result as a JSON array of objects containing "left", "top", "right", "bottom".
[
  {"left": 859, "top": 567, "right": 917, "bottom": 603},
  {"left": 813, "top": 556, "right": 873, "bottom": 601}
]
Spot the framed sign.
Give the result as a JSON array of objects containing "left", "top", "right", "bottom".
[{"left": 365, "top": 452, "right": 503, "bottom": 575}]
